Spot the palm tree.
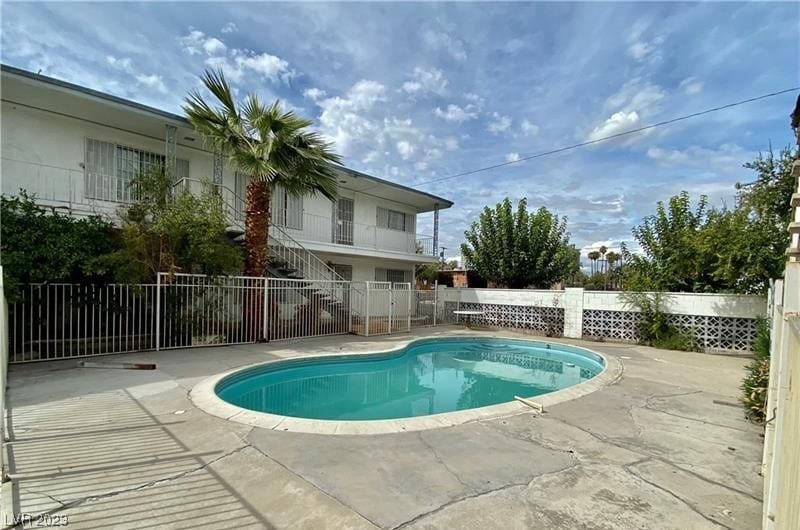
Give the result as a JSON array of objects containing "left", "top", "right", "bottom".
[
  {"left": 606, "top": 251, "right": 620, "bottom": 290},
  {"left": 587, "top": 251, "right": 601, "bottom": 276},
  {"left": 598, "top": 245, "right": 608, "bottom": 275},
  {"left": 184, "top": 69, "right": 341, "bottom": 277}
]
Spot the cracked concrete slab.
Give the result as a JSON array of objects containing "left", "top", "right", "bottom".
[
  {"left": 403, "top": 463, "right": 729, "bottom": 530},
  {"left": 2, "top": 329, "right": 764, "bottom": 529},
  {"left": 247, "top": 421, "right": 576, "bottom": 529}
]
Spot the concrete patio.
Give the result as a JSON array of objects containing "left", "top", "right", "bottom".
[{"left": 1, "top": 328, "right": 764, "bottom": 530}]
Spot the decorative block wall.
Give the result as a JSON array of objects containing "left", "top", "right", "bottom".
[
  {"left": 581, "top": 309, "right": 759, "bottom": 352},
  {"left": 437, "top": 287, "right": 767, "bottom": 353},
  {"left": 443, "top": 301, "right": 565, "bottom": 336}
]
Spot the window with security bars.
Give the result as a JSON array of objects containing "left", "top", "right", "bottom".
[
  {"left": 234, "top": 173, "right": 303, "bottom": 230},
  {"left": 84, "top": 138, "right": 189, "bottom": 202},
  {"left": 376, "top": 206, "right": 415, "bottom": 233},
  {"left": 375, "top": 268, "right": 412, "bottom": 284},
  {"left": 271, "top": 185, "right": 303, "bottom": 230}
]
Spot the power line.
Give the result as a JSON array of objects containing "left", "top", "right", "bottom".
[{"left": 415, "top": 86, "right": 800, "bottom": 187}]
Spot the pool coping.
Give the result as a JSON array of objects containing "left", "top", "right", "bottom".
[{"left": 189, "top": 334, "right": 624, "bottom": 435}]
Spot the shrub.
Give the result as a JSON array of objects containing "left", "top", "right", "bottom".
[
  {"left": 0, "top": 192, "right": 121, "bottom": 301},
  {"left": 741, "top": 317, "right": 771, "bottom": 422},
  {"left": 620, "top": 291, "right": 697, "bottom": 351}
]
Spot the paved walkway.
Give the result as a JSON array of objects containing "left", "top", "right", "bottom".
[{"left": 1, "top": 328, "right": 763, "bottom": 529}]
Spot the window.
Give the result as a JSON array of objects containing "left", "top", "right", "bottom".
[
  {"left": 85, "top": 138, "right": 189, "bottom": 202},
  {"left": 377, "top": 207, "right": 415, "bottom": 233},
  {"left": 375, "top": 268, "right": 412, "bottom": 284},
  {"left": 271, "top": 185, "right": 303, "bottom": 230}
]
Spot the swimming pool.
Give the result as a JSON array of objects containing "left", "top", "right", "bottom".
[{"left": 215, "top": 337, "right": 605, "bottom": 421}]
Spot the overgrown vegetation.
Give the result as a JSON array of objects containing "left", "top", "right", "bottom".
[
  {"left": 0, "top": 192, "right": 121, "bottom": 301},
  {"left": 741, "top": 317, "right": 771, "bottom": 422},
  {"left": 1, "top": 170, "right": 243, "bottom": 299},
  {"left": 622, "top": 146, "right": 798, "bottom": 294},
  {"left": 460, "top": 197, "right": 579, "bottom": 288},
  {"left": 620, "top": 291, "right": 697, "bottom": 351},
  {"left": 111, "top": 169, "right": 242, "bottom": 282}
]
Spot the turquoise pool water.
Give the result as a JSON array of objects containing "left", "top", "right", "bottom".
[{"left": 216, "top": 337, "right": 604, "bottom": 421}]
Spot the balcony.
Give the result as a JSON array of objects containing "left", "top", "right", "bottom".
[
  {"left": 1, "top": 162, "right": 438, "bottom": 259},
  {"left": 281, "top": 212, "right": 435, "bottom": 257}
]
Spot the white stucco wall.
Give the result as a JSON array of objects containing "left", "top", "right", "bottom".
[
  {"left": 582, "top": 291, "right": 767, "bottom": 319},
  {"left": 2, "top": 100, "right": 432, "bottom": 264}
]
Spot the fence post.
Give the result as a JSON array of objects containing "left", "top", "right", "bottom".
[
  {"left": 155, "top": 273, "right": 161, "bottom": 351},
  {"left": 407, "top": 283, "right": 412, "bottom": 332},
  {"left": 347, "top": 282, "right": 353, "bottom": 334},
  {"left": 365, "top": 282, "right": 371, "bottom": 337},
  {"left": 388, "top": 284, "right": 393, "bottom": 334},
  {"left": 433, "top": 281, "right": 438, "bottom": 326},
  {"left": 262, "top": 277, "right": 269, "bottom": 342}
]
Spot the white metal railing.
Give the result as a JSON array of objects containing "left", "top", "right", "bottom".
[
  {"left": 352, "top": 282, "right": 442, "bottom": 337},
  {"left": 8, "top": 283, "right": 159, "bottom": 362},
  {"left": 173, "top": 178, "right": 435, "bottom": 257},
  {"left": 157, "top": 273, "right": 266, "bottom": 350},
  {"left": 266, "top": 278, "right": 354, "bottom": 341},
  {"left": 290, "top": 211, "right": 435, "bottom": 256}
]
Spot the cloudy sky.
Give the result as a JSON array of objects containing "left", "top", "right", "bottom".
[{"left": 2, "top": 2, "right": 798, "bottom": 263}]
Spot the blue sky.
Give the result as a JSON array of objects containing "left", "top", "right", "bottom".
[{"left": 3, "top": 2, "right": 799, "bottom": 264}]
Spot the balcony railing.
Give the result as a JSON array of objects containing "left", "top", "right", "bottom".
[
  {"left": 2, "top": 161, "right": 437, "bottom": 257},
  {"left": 281, "top": 212, "right": 434, "bottom": 256}
]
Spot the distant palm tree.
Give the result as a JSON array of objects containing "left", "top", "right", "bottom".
[
  {"left": 184, "top": 69, "right": 341, "bottom": 276},
  {"left": 598, "top": 245, "right": 608, "bottom": 275},
  {"left": 605, "top": 251, "right": 621, "bottom": 290},
  {"left": 588, "top": 251, "right": 601, "bottom": 276}
]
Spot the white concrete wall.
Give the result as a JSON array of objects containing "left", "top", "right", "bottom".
[
  {"left": 437, "top": 288, "right": 564, "bottom": 308},
  {"left": 582, "top": 291, "right": 767, "bottom": 319},
  {"left": 437, "top": 287, "right": 767, "bottom": 342}
]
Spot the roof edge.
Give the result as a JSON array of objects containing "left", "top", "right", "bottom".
[{"left": 1, "top": 63, "right": 453, "bottom": 209}]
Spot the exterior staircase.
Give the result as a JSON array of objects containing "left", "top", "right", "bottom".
[{"left": 174, "top": 178, "right": 360, "bottom": 333}]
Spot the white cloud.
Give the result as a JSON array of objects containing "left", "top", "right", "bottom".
[
  {"left": 314, "top": 79, "right": 388, "bottom": 155},
  {"left": 303, "top": 87, "right": 327, "bottom": 101},
  {"left": 203, "top": 37, "right": 227, "bottom": 56},
  {"left": 646, "top": 144, "right": 752, "bottom": 174},
  {"left": 520, "top": 119, "right": 539, "bottom": 136},
  {"left": 443, "top": 137, "right": 459, "bottom": 151},
  {"left": 178, "top": 29, "right": 209, "bottom": 55},
  {"left": 422, "top": 29, "right": 467, "bottom": 61},
  {"left": 179, "top": 28, "right": 292, "bottom": 83},
  {"left": 234, "top": 52, "right": 292, "bottom": 82},
  {"left": 434, "top": 104, "right": 478, "bottom": 123},
  {"left": 136, "top": 73, "right": 166, "bottom": 93},
  {"left": 505, "top": 152, "right": 521, "bottom": 163},
  {"left": 586, "top": 78, "right": 665, "bottom": 142},
  {"left": 396, "top": 140, "right": 415, "bottom": 159},
  {"left": 586, "top": 110, "right": 640, "bottom": 141},
  {"left": 402, "top": 66, "right": 448, "bottom": 96},
  {"left": 221, "top": 22, "right": 238, "bottom": 34},
  {"left": 626, "top": 19, "right": 664, "bottom": 63},
  {"left": 679, "top": 77, "right": 704, "bottom": 95},
  {"left": 106, "top": 55, "right": 133, "bottom": 73},
  {"left": 488, "top": 113, "right": 512, "bottom": 134}
]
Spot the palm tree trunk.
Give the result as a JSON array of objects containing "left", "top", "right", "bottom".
[
  {"left": 243, "top": 177, "right": 270, "bottom": 341},
  {"left": 244, "top": 178, "right": 271, "bottom": 276}
]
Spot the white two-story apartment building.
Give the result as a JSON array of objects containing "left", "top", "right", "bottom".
[{"left": 0, "top": 65, "right": 452, "bottom": 285}]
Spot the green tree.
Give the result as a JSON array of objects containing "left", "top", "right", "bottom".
[
  {"left": 111, "top": 169, "right": 242, "bottom": 282},
  {"left": 184, "top": 70, "right": 341, "bottom": 277},
  {"left": 460, "top": 198, "right": 577, "bottom": 288},
  {"left": 0, "top": 192, "right": 120, "bottom": 301},
  {"left": 623, "top": 192, "right": 720, "bottom": 292},
  {"left": 624, "top": 146, "right": 798, "bottom": 294}
]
